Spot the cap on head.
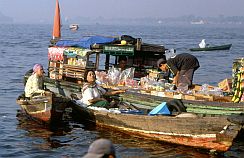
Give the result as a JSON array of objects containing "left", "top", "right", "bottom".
[
  {"left": 83, "top": 138, "right": 116, "bottom": 158},
  {"left": 157, "top": 58, "right": 167, "bottom": 67}
]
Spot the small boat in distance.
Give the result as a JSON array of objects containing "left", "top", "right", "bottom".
[
  {"left": 189, "top": 44, "right": 232, "bottom": 51},
  {"left": 190, "top": 20, "right": 205, "bottom": 25},
  {"left": 69, "top": 24, "right": 79, "bottom": 30}
]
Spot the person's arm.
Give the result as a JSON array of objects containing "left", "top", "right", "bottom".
[
  {"left": 105, "top": 90, "right": 126, "bottom": 96},
  {"left": 88, "top": 97, "right": 107, "bottom": 104},
  {"left": 172, "top": 71, "right": 179, "bottom": 86}
]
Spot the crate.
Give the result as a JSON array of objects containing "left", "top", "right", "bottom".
[
  {"left": 63, "top": 64, "right": 86, "bottom": 79},
  {"left": 183, "top": 94, "right": 196, "bottom": 101},
  {"left": 48, "top": 60, "right": 63, "bottom": 80}
]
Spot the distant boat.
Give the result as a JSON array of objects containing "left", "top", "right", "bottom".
[
  {"left": 190, "top": 20, "right": 205, "bottom": 25},
  {"left": 189, "top": 44, "right": 232, "bottom": 51},
  {"left": 69, "top": 24, "right": 79, "bottom": 30}
]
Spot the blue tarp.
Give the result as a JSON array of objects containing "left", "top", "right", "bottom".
[
  {"left": 148, "top": 102, "right": 171, "bottom": 115},
  {"left": 55, "top": 36, "right": 117, "bottom": 49},
  {"left": 120, "top": 109, "right": 144, "bottom": 115}
]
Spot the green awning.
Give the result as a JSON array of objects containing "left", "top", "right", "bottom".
[{"left": 103, "top": 45, "right": 134, "bottom": 56}]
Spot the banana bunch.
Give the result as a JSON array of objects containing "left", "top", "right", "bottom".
[{"left": 232, "top": 68, "right": 244, "bottom": 103}]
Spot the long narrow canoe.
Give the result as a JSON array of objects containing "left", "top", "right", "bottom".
[
  {"left": 70, "top": 101, "right": 243, "bottom": 152},
  {"left": 119, "top": 91, "right": 244, "bottom": 116},
  {"left": 189, "top": 44, "right": 232, "bottom": 51}
]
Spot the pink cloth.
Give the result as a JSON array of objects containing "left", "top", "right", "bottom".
[
  {"left": 32, "top": 64, "right": 43, "bottom": 74},
  {"left": 48, "top": 47, "right": 65, "bottom": 61}
]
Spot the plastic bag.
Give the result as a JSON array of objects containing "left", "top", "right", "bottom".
[{"left": 107, "top": 66, "right": 120, "bottom": 85}]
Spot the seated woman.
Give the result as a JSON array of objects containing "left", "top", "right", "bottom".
[
  {"left": 25, "top": 64, "right": 45, "bottom": 98},
  {"left": 81, "top": 70, "right": 125, "bottom": 108}
]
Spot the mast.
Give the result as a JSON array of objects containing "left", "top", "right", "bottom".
[{"left": 52, "top": 0, "right": 61, "bottom": 40}]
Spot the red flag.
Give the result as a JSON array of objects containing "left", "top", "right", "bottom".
[{"left": 52, "top": 0, "right": 61, "bottom": 39}]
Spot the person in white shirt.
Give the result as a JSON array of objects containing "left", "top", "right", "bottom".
[
  {"left": 81, "top": 70, "right": 125, "bottom": 108},
  {"left": 199, "top": 39, "right": 206, "bottom": 48},
  {"left": 25, "top": 64, "right": 45, "bottom": 97}
]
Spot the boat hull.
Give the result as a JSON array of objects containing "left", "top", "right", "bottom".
[
  {"left": 16, "top": 92, "right": 71, "bottom": 126},
  {"left": 71, "top": 103, "right": 242, "bottom": 152},
  {"left": 189, "top": 44, "right": 232, "bottom": 51}
]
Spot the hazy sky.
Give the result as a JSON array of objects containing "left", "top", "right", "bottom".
[{"left": 0, "top": 0, "right": 244, "bottom": 23}]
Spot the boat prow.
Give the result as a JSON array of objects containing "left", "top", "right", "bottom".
[{"left": 16, "top": 91, "right": 71, "bottom": 126}]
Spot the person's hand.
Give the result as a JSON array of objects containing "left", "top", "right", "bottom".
[
  {"left": 44, "top": 90, "right": 52, "bottom": 95},
  {"left": 41, "top": 90, "right": 45, "bottom": 96},
  {"left": 100, "top": 97, "right": 107, "bottom": 101},
  {"left": 172, "top": 78, "right": 178, "bottom": 86}
]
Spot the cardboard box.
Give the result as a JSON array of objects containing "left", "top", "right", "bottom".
[
  {"left": 194, "top": 93, "right": 213, "bottom": 101},
  {"left": 212, "top": 95, "right": 232, "bottom": 102},
  {"left": 164, "top": 91, "right": 175, "bottom": 98},
  {"left": 218, "top": 78, "right": 232, "bottom": 92},
  {"left": 192, "top": 84, "right": 214, "bottom": 91},
  {"left": 183, "top": 94, "right": 196, "bottom": 101}
]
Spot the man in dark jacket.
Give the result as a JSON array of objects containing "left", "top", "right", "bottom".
[{"left": 157, "top": 53, "right": 200, "bottom": 89}]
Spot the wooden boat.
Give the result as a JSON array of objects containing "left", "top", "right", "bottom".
[
  {"left": 70, "top": 101, "right": 243, "bottom": 152},
  {"left": 119, "top": 91, "right": 244, "bottom": 116},
  {"left": 69, "top": 24, "right": 79, "bottom": 31},
  {"left": 189, "top": 44, "right": 232, "bottom": 51},
  {"left": 16, "top": 91, "right": 71, "bottom": 126}
]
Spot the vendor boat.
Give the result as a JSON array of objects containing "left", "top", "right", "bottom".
[{"left": 189, "top": 44, "right": 232, "bottom": 51}]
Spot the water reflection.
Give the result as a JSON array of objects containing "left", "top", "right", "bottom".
[
  {"left": 16, "top": 110, "right": 73, "bottom": 149},
  {"left": 95, "top": 126, "right": 220, "bottom": 158}
]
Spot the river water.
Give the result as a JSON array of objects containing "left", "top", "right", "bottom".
[{"left": 0, "top": 24, "right": 244, "bottom": 157}]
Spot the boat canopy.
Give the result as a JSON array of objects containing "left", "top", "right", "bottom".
[{"left": 55, "top": 36, "right": 117, "bottom": 49}]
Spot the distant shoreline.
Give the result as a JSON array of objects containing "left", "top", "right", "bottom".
[{"left": 1, "top": 14, "right": 244, "bottom": 25}]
